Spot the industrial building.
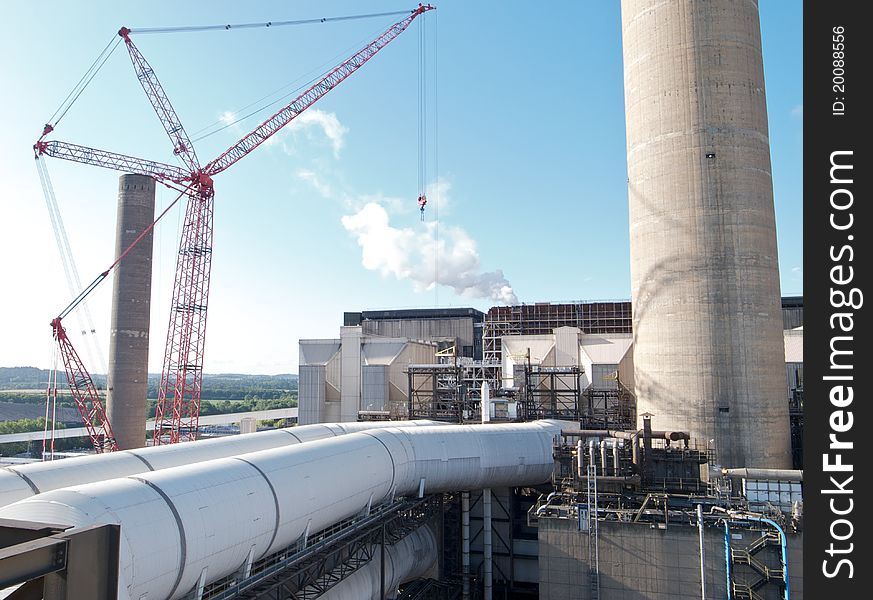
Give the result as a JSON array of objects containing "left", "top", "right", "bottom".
[
  {"left": 298, "top": 325, "right": 437, "bottom": 424},
  {"left": 0, "top": 0, "right": 807, "bottom": 599}
]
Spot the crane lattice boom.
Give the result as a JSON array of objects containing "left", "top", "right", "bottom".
[{"left": 35, "top": 4, "right": 434, "bottom": 450}]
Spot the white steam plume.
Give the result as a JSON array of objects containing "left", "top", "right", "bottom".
[{"left": 341, "top": 203, "right": 517, "bottom": 304}]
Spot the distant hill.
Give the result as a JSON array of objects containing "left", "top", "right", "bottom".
[{"left": 0, "top": 367, "right": 297, "bottom": 401}]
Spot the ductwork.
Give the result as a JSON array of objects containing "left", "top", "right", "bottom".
[
  {"left": 316, "top": 525, "right": 437, "bottom": 600},
  {"left": 0, "top": 421, "right": 562, "bottom": 600},
  {"left": 0, "top": 420, "right": 440, "bottom": 508},
  {"left": 721, "top": 468, "right": 803, "bottom": 482}
]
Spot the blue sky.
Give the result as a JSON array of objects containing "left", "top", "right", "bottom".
[{"left": 0, "top": 1, "right": 801, "bottom": 374}]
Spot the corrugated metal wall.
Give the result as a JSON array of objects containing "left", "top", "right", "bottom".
[{"left": 298, "top": 365, "right": 326, "bottom": 425}]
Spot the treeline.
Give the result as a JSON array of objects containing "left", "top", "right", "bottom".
[
  {"left": 1, "top": 368, "right": 298, "bottom": 404},
  {"left": 0, "top": 418, "right": 86, "bottom": 457},
  {"left": 146, "top": 395, "right": 297, "bottom": 419}
]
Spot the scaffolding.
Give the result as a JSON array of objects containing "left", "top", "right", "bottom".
[{"left": 482, "top": 301, "right": 633, "bottom": 366}]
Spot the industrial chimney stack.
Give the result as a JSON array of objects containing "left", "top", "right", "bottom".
[
  {"left": 106, "top": 174, "right": 155, "bottom": 450},
  {"left": 620, "top": 0, "right": 791, "bottom": 468}
]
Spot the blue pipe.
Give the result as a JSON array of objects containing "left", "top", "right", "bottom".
[
  {"left": 723, "top": 521, "right": 732, "bottom": 600},
  {"left": 759, "top": 517, "right": 790, "bottom": 600}
]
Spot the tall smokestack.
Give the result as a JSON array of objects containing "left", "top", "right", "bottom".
[
  {"left": 106, "top": 174, "right": 155, "bottom": 450},
  {"left": 620, "top": 0, "right": 791, "bottom": 467}
]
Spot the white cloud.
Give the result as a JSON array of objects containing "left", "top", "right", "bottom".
[
  {"left": 296, "top": 169, "right": 333, "bottom": 199},
  {"left": 287, "top": 109, "right": 348, "bottom": 158},
  {"left": 790, "top": 104, "right": 803, "bottom": 119},
  {"left": 341, "top": 202, "right": 518, "bottom": 304}
]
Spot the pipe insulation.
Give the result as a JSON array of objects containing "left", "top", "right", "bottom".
[
  {"left": 0, "top": 420, "right": 440, "bottom": 508},
  {"left": 316, "top": 525, "right": 437, "bottom": 600},
  {"left": 0, "top": 421, "right": 562, "bottom": 600}
]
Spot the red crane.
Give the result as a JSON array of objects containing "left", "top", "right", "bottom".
[{"left": 36, "top": 4, "right": 434, "bottom": 449}]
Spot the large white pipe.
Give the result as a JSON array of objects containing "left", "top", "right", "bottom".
[
  {"left": 0, "top": 420, "right": 439, "bottom": 508},
  {"left": 0, "top": 421, "right": 561, "bottom": 600},
  {"left": 317, "top": 525, "right": 437, "bottom": 600}
]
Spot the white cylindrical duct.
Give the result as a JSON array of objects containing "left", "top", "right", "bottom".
[
  {"left": 0, "top": 421, "right": 561, "bottom": 600},
  {"left": 317, "top": 525, "right": 437, "bottom": 600},
  {"left": 0, "top": 420, "right": 439, "bottom": 508}
]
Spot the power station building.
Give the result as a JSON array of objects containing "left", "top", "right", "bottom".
[
  {"left": 298, "top": 325, "right": 436, "bottom": 424},
  {"left": 1, "top": 1, "right": 807, "bottom": 598}
]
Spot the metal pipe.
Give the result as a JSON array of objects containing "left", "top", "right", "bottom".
[
  {"left": 483, "top": 488, "right": 492, "bottom": 600},
  {"left": 599, "top": 440, "right": 607, "bottom": 474},
  {"left": 1, "top": 421, "right": 562, "bottom": 600},
  {"left": 588, "top": 440, "right": 597, "bottom": 476},
  {"left": 613, "top": 443, "right": 620, "bottom": 477},
  {"left": 759, "top": 517, "right": 790, "bottom": 600},
  {"left": 576, "top": 440, "right": 585, "bottom": 478},
  {"left": 723, "top": 521, "right": 733, "bottom": 600},
  {"left": 697, "top": 503, "right": 706, "bottom": 600},
  {"left": 0, "top": 420, "right": 443, "bottom": 508},
  {"left": 462, "top": 491, "right": 470, "bottom": 600},
  {"left": 721, "top": 468, "right": 803, "bottom": 482},
  {"left": 318, "top": 525, "right": 437, "bottom": 600},
  {"left": 562, "top": 429, "right": 690, "bottom": 441}
]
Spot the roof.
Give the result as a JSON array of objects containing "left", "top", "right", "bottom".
[
  {"left": 299, "top": 340, "right": 341, "bottom": 366},
  {"left": 580, "top": 333, "right": 634, "bottom": 364},
  {"left": 501, "top": 336, "right": 557, "bottom": 364},
  {"left": 362, "top": 339, "right": 408, "bottom": 365}
]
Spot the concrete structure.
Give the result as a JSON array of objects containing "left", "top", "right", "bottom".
[
  {"left": 621, "top": 0, "right": 791, "bottom": 467},
  {"left": 299, "top": 326, "right": 436, "bottom": 424},
  {"left": 106, "top": 174, "right": 156, "bottom": 450}
]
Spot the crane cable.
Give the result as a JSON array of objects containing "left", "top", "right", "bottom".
[
  {"left": 190, "top": 20, "right": 394, "bottom": 142},
  {"left": 433, "top": 9, "right": 439, "bottom": 307},
  {"left": 37, "top": 156, "right": 108, "bottom": 454},
  {"left": 46, "top": 35, "right": 122, "bottom": 131},
  {"left": 52, "top": 182, "right": 191, "bottom": 323},
  {"left": 36, "top": 156, "right": 107, "bottom": 375},
  {"left": 417, "top": 15, "right": 427, "bottom": 222}
]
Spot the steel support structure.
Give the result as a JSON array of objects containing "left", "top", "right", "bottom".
[
  {"left": 521, "top": 365, "right": 581, "bottom": 421},
  {"left": 200, "top": 496, "right": 440, "bottom": 600}
]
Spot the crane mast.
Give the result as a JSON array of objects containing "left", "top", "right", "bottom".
[{"left": 35, "top": 5, "right": 434, "bottom": 450}]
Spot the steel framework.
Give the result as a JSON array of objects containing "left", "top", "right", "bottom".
[
  {"left": 199, "top": 496, "right": 441, "bottom": 600},
  {"left": 482, "top": 301, "right": 633, "bottom": 367}
]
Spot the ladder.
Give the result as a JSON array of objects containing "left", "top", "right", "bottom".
[{"left": 587, "top": 463, "right": 600, "bottom": 600}]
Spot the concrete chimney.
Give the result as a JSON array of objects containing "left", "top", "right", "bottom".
[
  {"left": 620, "top": 0, "right": 791, "bottom": 467},
  {"left": 106, "top": 174, "right": 155, "bottom": 450}
]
